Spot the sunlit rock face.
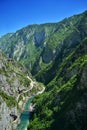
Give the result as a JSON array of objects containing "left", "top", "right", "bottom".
[
  {"left": 0, "top": 11, "right": 87, "bottom": 75},
  {"left": 0, "top": 50, "right": 30, "bottom": 130},
  {"left": 0, "top": 11, "right": 87, "bottom": 130}
]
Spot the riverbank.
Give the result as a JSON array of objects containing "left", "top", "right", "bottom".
[{"left": 14, "top": 75, "right": 45, "bottom": 130}]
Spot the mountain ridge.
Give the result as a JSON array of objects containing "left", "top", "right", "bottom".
[
  {"left": 0, "top": 10, "right": 87, "bottom": 75},
  {"left": 0, "top": 10, "right": 87, "bottom": 130}
]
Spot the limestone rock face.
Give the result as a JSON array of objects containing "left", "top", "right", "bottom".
[
  {"left": 0, "top": 50, "right": 34, "bottom": 130},
  {"left": 0, "top": 11, "right": 87, "bottom": 130},
  {"left": 0, "top": 11, "right": 87, "bottom": 75},
  {"left": 0, "top": 49, "right": 43, "bottom": 130},
  {"left": 0, "top": 97, "right": 18, "bottom": 130}
]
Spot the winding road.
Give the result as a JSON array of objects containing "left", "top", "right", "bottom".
[{"left": 13, "top": 75, "right": 45, "bottom": 126}]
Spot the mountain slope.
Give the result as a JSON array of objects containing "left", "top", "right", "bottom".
[
  {"left": 0, "top": 11, "right": 87, "bottom": 76},
  {"left": 0, "top": 50, "right": 42, "bottom": 130},
  {"left": 28, "top": 38, "right": 87, "bottom": 130},
  {"left": 35, "top": 11, "right": 87, "bottom": 84},
  {"left": 0, "top": 10, "right": 87, "bottom": 130},
  {"left": 0, "top": 24, "right": 57, "bottom": 71}
]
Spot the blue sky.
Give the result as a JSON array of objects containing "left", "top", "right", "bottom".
[{"left": 0, "top": 0, "right": 87, "bottom": 36}]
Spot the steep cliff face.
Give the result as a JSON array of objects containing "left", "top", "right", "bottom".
[
  {"left": 0, "top": 10, "right": 87, "bottom": 130},
  {"left": 35, "top": 11, "right": 87, "bottom": 84},
  {"left": 28, "top": 38, "right": 87, "bottom": 130},
  {"left": 0, "top": 11, "right": 87, "bottom": 75},
  {"left": 0, "top": 50, "right": 41, "bottom": 130},
  {"left": 0, "top": 24, "right": 57, "bottom": 71}
]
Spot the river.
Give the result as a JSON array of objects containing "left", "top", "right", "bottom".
[
  {"left": 16, "top": 97, "right": 33, "bottom": 130},
  {"left": 16, "top": 78, "right": 45, "bottom": 130}
]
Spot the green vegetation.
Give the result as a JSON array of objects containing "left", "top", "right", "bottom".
[
  {"left": 0, "top": 11, "right": 86, "bottom": 75},
  {"left": 0, "top": 90, "right": 17, "bottom": 108},
  {"left": 0, "top": 10, "right": 87, "bottom": 130},
  {"left": 28, "top": 38, "right": 87, "bottom": 130},
  {"left": 18, "top": 95, "right": 23, "bottom": 102}
]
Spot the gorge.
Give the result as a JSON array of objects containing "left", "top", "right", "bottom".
[{"left": 0, "top": 10, "right": 87, "bottom": 130}]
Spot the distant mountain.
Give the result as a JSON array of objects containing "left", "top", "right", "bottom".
[
  {"left": 0, "top": 10, "right": 87, "bottom": 130},
  {"left": 0, "top": 11, "right": 87, "bottom": 76}
]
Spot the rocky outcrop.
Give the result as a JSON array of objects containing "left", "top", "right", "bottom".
[
  {"left": 0, "top": 11, "right": 87, "bottom": 130},
  {"left": 0, "top": 50, "right": 42, "bottom": 130}
]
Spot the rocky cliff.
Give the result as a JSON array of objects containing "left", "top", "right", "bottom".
[
  {"left": 28, "top": 38, "right": 87, "bottom": 130},
  {"left": 0, "top": 50, "right": 41, "bottom": 130},
  {"left": 0, "top": 10, "right": 87, "bottom": 130},
  {"left": 0, "top": 11, "right": 87, "bottom": 76}
]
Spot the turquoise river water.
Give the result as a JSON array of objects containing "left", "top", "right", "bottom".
[{"left": 17, "top": 97, "right": 33, "bottom": 130}]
